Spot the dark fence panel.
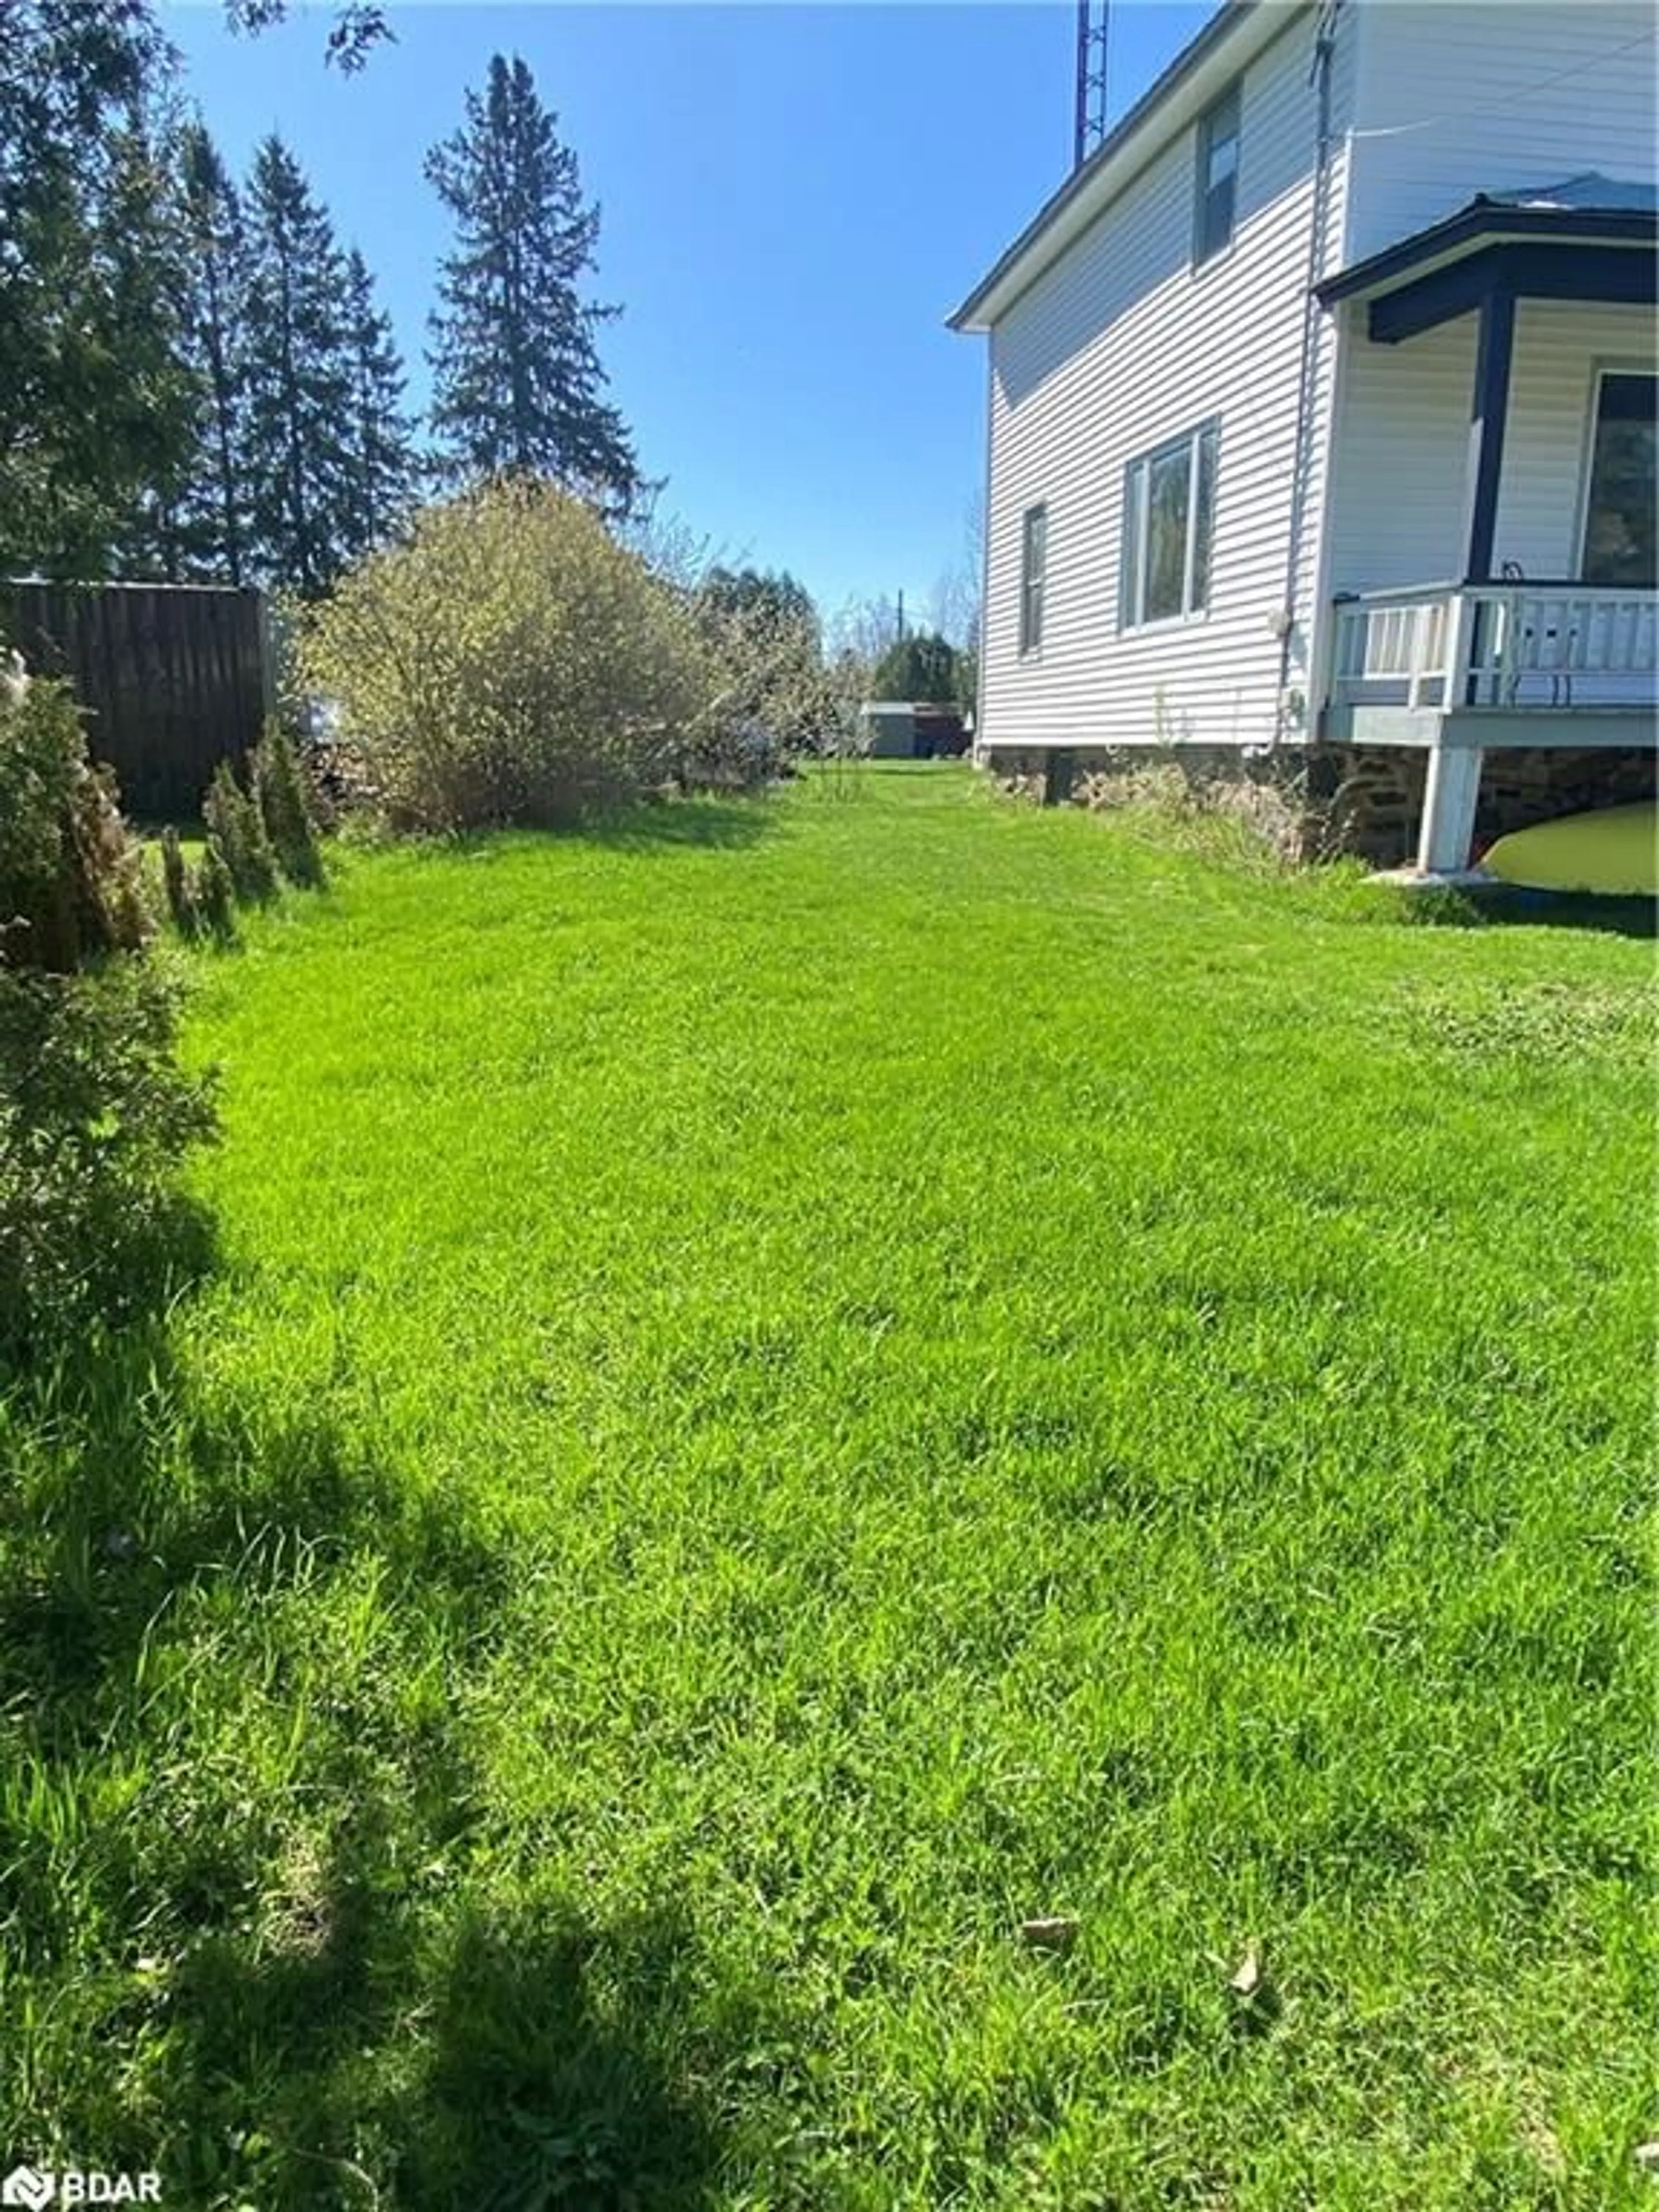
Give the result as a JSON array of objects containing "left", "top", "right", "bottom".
[{"left": 0, "top": 581, "right": 272, "bottom": 820}]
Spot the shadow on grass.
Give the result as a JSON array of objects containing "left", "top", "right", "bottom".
[
  {"left": 0, "top": 1313, "right": 759, "bottom": 2208},
  {"left": 154, "top": 1806, "right": 736, "bottom": 2207},
  {"left": 1393, "top": 884, "right": 1657, "bottom": 937},
  {"left": 582, "top": 791, "right": 783, "bottom": 854},
  {"left": 1472, "top": 886, "right": 1656, "bottom": 938},
  {"left": 405, "top": 795, "right": 782, "bottom": 865},
  {"left": 0, "top": 1318, "right": 509, "bottom": 1731},
  {"left": 390, "top": 1906, "right": 738, "bottom": 2209}
]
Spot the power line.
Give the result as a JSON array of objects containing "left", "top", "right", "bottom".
[{"left": 1347, "top": 24, "right": 1656, "bottom": 142}]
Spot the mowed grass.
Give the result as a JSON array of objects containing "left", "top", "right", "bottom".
[{"left": 2, "top": 765, "right": 1653, "bottom": 2209}]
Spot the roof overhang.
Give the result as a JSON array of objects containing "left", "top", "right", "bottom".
[
  {"left": 1317, "top": 200, "right": 1659, "bottom": 342},
  {"left": 947, "top": 0, "right": 1306, "bottom": 335}
]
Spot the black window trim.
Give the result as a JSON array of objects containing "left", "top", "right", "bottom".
[{"left": 1577, "top": 361, "right": 1657, "bottom": 588}]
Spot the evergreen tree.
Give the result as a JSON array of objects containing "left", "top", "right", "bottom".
[
  {"left": 159, "top": 825, "right": 198, "bottom": 937},
  {"left": 193, "top": 838, "right": 238, "bottom": 941},
  {"left": 240, "top": 134, "right": 355, "bottom": 595},
  {"left": 870, "top": 631, "right": 960, "bottom": 705},
  {"left": 0, "top": 5, "right": 197, "bottom": 577},
  {"left": 202, "top": 757, "right": 278, "bottom": 904},
  {"left": 701, "top": 568, "right": 819, "bottom": 636},
  {"left": 253, "top": 720, "right": 324, "bottom": 887},
  {"left": 341, "top": 247, "right": 420, "bottom": 561},
  {"left": 174, "top": 121, "right": 252, "bottom": 583},
  {"left": 426, "top": 54, "right": 642, "bottom": 514},
  {"left": 222, "top": 0, "right": 391, "bottom": 73},
  {"left": 103, "top": 92, "right": 204, "bottom": 584}
]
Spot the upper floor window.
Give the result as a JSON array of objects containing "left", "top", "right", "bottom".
[
  {"left": 1194, "top": 84, "right": 1240, "bottom": 264},
  {"left": 1581, "top": 371, "right": 1656, "bottom": 587},
  {"left": 1121, "top": 421, "right": 1218, "bottom": 629},
  {"left": 1020, "top": 504, "right": 1047, "bottom": 655}
]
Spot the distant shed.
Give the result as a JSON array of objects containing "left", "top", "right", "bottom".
[{"left": 858, "top": 701, "right": 969, "bottom": 760}]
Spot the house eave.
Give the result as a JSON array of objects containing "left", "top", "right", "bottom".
[
  {"left": 947, "top": 0, "right": 1308, "bottom": 336},
  {"left": 1316, "top": 201, "right": 1659, "bottom": 311}
]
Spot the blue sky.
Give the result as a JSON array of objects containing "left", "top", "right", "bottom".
[{"left": 162, "top": 2, "right": 1217, "bottom": 625}]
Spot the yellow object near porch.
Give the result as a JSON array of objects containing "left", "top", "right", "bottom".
[{"left": 1482, "top": 802, "right": 1659, "bottom": 897}]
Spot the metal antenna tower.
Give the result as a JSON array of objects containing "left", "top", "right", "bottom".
[{"left": 1074, "top": 0, "right": 1109, "bottom": 169}]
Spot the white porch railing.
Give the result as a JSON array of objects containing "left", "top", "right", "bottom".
[{"left": 1330, "top": 583, "right": 1659, "bottom": 714}]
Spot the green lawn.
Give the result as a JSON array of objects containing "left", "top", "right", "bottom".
[{"left": 2, "top": 765, "right": 1653, "bottom": 2209}]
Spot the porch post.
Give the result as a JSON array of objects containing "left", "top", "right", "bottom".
[
  {"left": 1462, "top": 281, "right": 1515, "bottom": 586},
  {"left": 1417, "top": 742, "right": 1483, "bottom": 873}
]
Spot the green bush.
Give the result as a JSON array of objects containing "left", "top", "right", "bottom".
[
  {"left": 159, "top": 826, "right": 197, "bottom": 938},
  {"left": 203, "top": 758, "right": 279, "bottom": 906},
  {"left": 296, "top": 480, "right": 709, "bottom": 831},
  {"left": 0, "top": 677, "right": 150, "bottom": 971},
  {"left": 193, "top": 840, "right": 238, "bottom": 942},
  {"left": 254, "top": 719, "right": 325, "bottom": 887},
  {"left": 0, "top": 960, "right": 216, "bottom": 1363},
  {"left": 0, "top": 669, "right": 215, "bottom": 1366}
]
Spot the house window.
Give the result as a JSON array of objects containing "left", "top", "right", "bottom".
[
  {"left": 1020, "top": 504, "right": 1047, "bottom": 654},
  {"left": 1194, "top": 84, "right": 1240, "bottom": 264},
  {"left": 1121, "top": 421, "right": 1219, "bottom": 629},
  {"left": 1581, "top": 371, "right": 1656, "bottom": 587}
]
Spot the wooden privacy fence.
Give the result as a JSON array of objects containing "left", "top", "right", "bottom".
[{"left": 1, "top": 580, "right": 273, "bottom": 820}]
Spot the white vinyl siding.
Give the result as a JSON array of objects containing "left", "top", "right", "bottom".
[
  {"left": 973, "top": 0, "right": 1653, "bottom": 760},
  {"left": 1325, "top": 300, "right": 1657, "bottom": 595},
  {"left": 1344, "top": 2, "right": 1657, "bottom": 259},
  {"left": 981, "top": 2, "right": 1354, "bottom": 753}
]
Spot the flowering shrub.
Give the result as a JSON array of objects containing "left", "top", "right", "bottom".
[{"left": 296, "top": 480, "right": 709, "bottom": 831}]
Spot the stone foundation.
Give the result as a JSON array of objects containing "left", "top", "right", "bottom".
[
  {"left": 982, "top": 739, "right": 1656, "bottom": 871},
  {"left": 1303, "top": 745, "right": 1427, "bottom": 868},
  {"left": 985, "top": 743, "right": 1253, "bottom": 796},
  {"left": 984, "top": 741, "right": 1412, "bottom": 865},
  {"left": 1472, "top": 747, "right": 1656, "bottom": 850}
]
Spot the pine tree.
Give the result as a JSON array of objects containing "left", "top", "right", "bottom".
[
  {"left": 240, "top": 135, "right": 355, "bottom": 595},
  {"left": 340, "top": 247, "right": 420, "bottom": 562},
  {"left": 159, "top": 825, "right": 198, "bottom": 937},
  {"left": 104, "top": 94, "right": 203, "bottom": 584},
  {"left": 223, "top": 0, "right": 392, "bottom": 73},
  {"left": 203, "top": 758, "right": 279, "bottom": 905},
  {"left": 0, "top": 6, "right": 198, "bottom": 577},
  {"left": 253, "top": 720, "right": 325, "bottom": 887},
  {"left": 193, "top": 838, "right": 238, "bottom": 941},
  {"left": 174, "top": 121, "right": 252, "bottom": 584},
  {"left": 426, "top": 54, "right": 642, "bottom": 514}
]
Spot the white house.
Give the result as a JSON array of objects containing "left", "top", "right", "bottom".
[{"left": 950, "top": 0, "right": 1657, "bottom": 870}]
